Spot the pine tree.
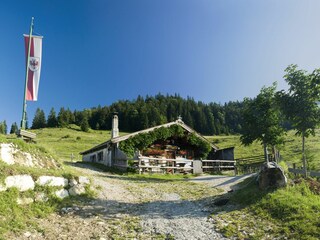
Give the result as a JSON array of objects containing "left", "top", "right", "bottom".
[
  {"left": 80, "top": 114, "right": 90, "bottom": 132},
  {"left": 0, "top": 121, "right": 5, "bottom": 134},
  {"left": 3, "top": 120, "right": 7, "bottom": 134},
  {"left": 32, "top": 108, "right": 47, "bottom": 129},
  {"left": 10, "top": 122, "right": 18, "bottom": 134},
  {"left": 47, "top": 108, "right": 58, "bottom": 128}
]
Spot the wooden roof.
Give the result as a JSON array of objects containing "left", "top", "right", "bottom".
[{"left": 80, "top": 119, "right": 219, "bottom": 155}]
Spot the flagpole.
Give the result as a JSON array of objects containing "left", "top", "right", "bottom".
[{"left": 21, "top": 17, "right": 34, "bottom": 130}]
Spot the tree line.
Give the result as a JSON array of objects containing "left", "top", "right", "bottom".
[
  {"left": 0, "top": 121, "right": 19, "bottom": 135},
  {"left": 28, "top": 94, "right": 244, "bottom": 135}
]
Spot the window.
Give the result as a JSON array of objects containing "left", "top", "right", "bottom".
[
  {"left": 98, "top": 151, "right": 103, "bottom": 161},
  {"left": 90, "top": 154, "right": 96, "bottom": 162}
]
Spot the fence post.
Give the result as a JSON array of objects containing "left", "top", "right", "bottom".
[
  {"left": 193, "top": 160, "right": 203, "bottom": 174},
  {"left": 234, "top": 161, "right": 237, "bottom": 176}
]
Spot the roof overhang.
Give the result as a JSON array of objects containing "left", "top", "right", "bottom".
[{"left": 80, "top": 119, "right": 219, "bottom": 155}]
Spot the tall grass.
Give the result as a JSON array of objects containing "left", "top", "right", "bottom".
[{"left": 215, "top": 177, "right": 320, "bottom": 239}]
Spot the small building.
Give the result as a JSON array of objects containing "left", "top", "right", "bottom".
[{"left": 80, "top": 115, "right": 234, "bottom": 172}]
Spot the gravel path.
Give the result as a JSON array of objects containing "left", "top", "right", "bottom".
[
  {"left": 190, "top": 173, "right": 256, "bottom": 193},
  {"left": 12, "top": 163, "right": 252, "bottom": 240}
]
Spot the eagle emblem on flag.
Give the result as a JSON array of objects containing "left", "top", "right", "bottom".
[{"left": 29, "top": 57, "right": 40, "bottom": 72}]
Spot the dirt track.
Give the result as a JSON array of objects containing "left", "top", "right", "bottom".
[{"left": 11, "top": 163, "right": 252, "bottom": 240}]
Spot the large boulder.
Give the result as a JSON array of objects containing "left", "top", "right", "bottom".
[
  {"left": 258, "top": 162, "right": 287, "bottom": 189},
  {"left": 36, "top": 176, "right": 68, "bottom": 187},
  {"left": 5, "top": 175, "right": 35, "bottom": 192}
]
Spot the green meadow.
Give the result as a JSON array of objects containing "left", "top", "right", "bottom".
[{"left": 0, "top": 126, "right": 319, "bottom": 239}]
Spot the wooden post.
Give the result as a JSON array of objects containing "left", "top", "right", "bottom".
[
  {"left": 302, "top": 132, "right": 308, "bottom": 178},
  {"left": 234, "top": 161, "right": 237, "bottom": 176}
]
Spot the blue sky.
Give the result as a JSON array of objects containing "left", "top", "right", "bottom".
[{"left": 1, "top": 0, "right": 320, "bottom": 128}]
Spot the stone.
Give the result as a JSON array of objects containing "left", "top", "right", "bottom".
[
  {"left": 0, "top": 143, "right": 15, "bottom": 165},
  {"left": 35, "top": 192, "right": 48, "bottom": 202},
  {"left": 258, "top": 162, "right": 287, "bottom": 189},
  {"left": 0, "top": 183, "right": 7, "bottom": 192},
  {"left": 17, "top": 197, "right": 34, "bottom": 205},
  {"left": 78, "top": 176, "right": 90, "bottom": 185},
  {"left": 69, "top": 178, "right": 78, "bottom": 187},
  {"left": 69, "top": 185, "right": 86, "bottom": 196},
  {"left": 36, "top": 176, "right": 68, "bottom": 187},
  {"left": 5, "top": 175, "right": 35, "bottom": 192},
  {"left": 24, "top": 231, "right": 32, "bottom": 238},
  {"left": 55, "top": 189, "right": 69, "bottom": 199}
]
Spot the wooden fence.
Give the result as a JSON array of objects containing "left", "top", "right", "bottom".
[
  {"left": 235, "top": 154, "right": 272, "bottom": 174},
  {"left": 201, "top": 160, "right": 237, "bottom": 174},
  {"left": 136, "top": 157, "right": 236, "bottom": 174},
  {"left": 138, "top": 157, "right": 193, "bottom": 174},
  {"left": 288, "top": 166, "right": 320, "bottom": 177}
]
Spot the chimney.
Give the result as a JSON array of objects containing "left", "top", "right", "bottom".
[{"left": 111, "top": 113, "right": 119, "bottom": 139}]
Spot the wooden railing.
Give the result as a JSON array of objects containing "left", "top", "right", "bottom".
[
  {"left": 235, "top": 155, "right": 271, "bottom": 174},
  {"left": 289, "top": 164, "right": 320, "bottom": 177},
  {"left": 202, "top": 160, "right": 237, "bottom": 175},
  {"left": 138, "top": 157, "right": 193, "bottom": 174},
  {"left": 136, "top": 157, "right": 236, "bottom": 174}
]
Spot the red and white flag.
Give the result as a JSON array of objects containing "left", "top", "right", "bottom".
[{"left": 24, "top": 34, "right": 43, "bottom": 101}]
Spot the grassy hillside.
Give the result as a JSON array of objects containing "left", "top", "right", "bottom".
[
  {"left": 30, "top": 125, "right": 110, "bottom": 162},
  {"left": 29, "top": 126, "right": 320, "bottom": 170},
  {"left": 0, "top": 126, "right": 319, "bottom": 239},
  {"left": 2, "top": 125, "right": 320, "bottom": 170},
  {"left": 208, "top": 128, "right": 320, "bottom": 170}
]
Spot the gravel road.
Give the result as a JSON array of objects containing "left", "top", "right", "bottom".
[{"left": 11, "top": 163, "right": 252, "bottom": 240}]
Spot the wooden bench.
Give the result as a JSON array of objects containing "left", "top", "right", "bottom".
[{"left": 17, "top": 129, "right": 36, "bottom": 142}]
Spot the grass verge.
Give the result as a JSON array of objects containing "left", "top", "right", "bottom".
[{"left": 212, "top": 177, "right": 320, "bottom": 239}]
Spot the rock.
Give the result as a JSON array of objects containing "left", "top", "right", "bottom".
[
  {"left": 5, "top": 175, "right": 35, "bottom": 192},
  {"left": 0, "top": 183, "right": 7, "bottom": 192},
  {"left": 69, "top": 178, "right": 78, "bottom": 187},
  {"left": 0, "top": 143, "right": 15, "bottom": 165},
  {"left": 55, "top": 189, "right": 69, "bottom": 199},
  {"left": 78, "top": 176, "right": 90, "bottom": 185},
  {"left": 36, "top": 176, "right": 68, "bottom": 187},
  {"left": 17, "top": 197, "right": 34, "bottom": 205},
  {"left": 24, "top": 231, "right": 32, "bottom": 238},
  {"left": 35, "top": 192, "right": 48, "bottom": 202},
  {"left": 69, "top": 185, "right": 86, "bottom": 196},
  {"left": 258, "top": 162, "right": 287, "bottom": 189}
]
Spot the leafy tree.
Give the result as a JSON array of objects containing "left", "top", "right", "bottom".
[
  {"left": 47, "top": 108, "right": 58, "bottom": 128},
  {"left": 32, "top": 108, "right": 46, "bottom": 129},
  {"left": 241, "top": 83, "right": 285, "bottom": 162},
  {"left": 10, "top": 122, "right": 18, "bottom": 134},
  {"left": 277, "top": 65, "right": 320, "bottom": 176}
]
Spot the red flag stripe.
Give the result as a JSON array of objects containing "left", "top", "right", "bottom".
[{"left": 25, "top": 37, "right": 35, "bottom": 101}]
